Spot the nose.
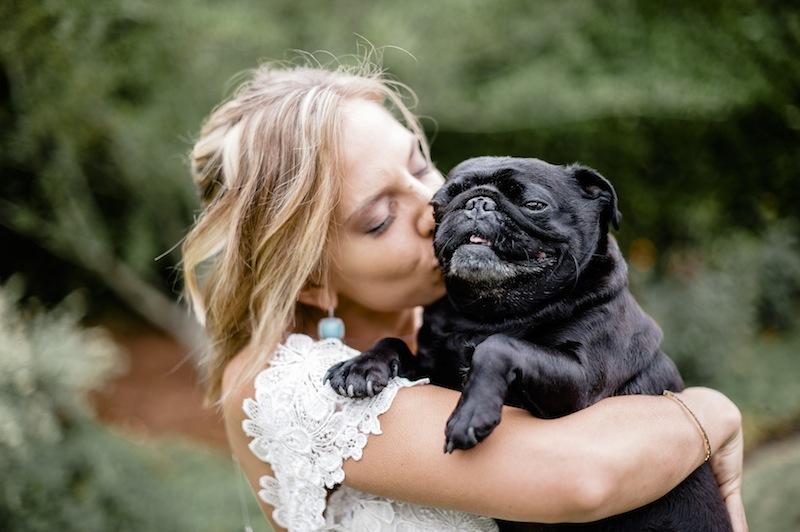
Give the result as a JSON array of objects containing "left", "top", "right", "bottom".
[
  {"left": 464, "top": 196, "right": 496, "bottom": 217},
  {"left": 417, "top": 201, "right": 435, "bottom": 238},
  {"left": 410, "top": 172, "right": 443, "bottom": 239}
]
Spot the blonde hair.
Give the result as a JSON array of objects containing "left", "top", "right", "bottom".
[{"left": 182, "top": 53, "right": 431, "bottom": 405}]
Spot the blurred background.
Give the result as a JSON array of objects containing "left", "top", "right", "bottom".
[{"left": 1, "top": 0, "right": 799, "bottom": 530}]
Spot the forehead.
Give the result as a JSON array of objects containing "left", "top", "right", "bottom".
[
  {"left": 338, "top": 99, "right": 413, "bottom": 208},
  {"left": 443, "top": 157, "right": 569, "bottom": 199}
]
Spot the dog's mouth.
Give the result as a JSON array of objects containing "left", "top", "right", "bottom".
[
  {"left": 463, "top": 233, "right": 554, "bottom": 264},
  {"left": 468, "top": 234, "right": 492, "bottom": 246}
]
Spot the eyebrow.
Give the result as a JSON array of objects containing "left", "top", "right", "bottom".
[{"left": 344, "top": 136, "right": 419, "bottom": 225}]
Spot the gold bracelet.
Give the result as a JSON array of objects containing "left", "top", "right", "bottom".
[{"left": 663, "top": 390, "right": 712, "bottom": 463}]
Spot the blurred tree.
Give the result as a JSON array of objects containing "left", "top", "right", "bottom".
[
  {"left": 1, "top": 0, "right": 798, "bottom": 335},
  {"left": 0, "top": 279, "right": 268, "bottom": 531}
]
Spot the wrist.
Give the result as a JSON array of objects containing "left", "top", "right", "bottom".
[{"left": 673, "top": 387, "right": 741, "bottom": 458}]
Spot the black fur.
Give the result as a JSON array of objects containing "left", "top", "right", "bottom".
[{"left": 325, "top": 156, "right": 731, "bottom": 531}]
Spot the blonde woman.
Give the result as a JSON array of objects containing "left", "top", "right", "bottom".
[{"left": 181, "top": 59, "right": 747, "bottom": 532}]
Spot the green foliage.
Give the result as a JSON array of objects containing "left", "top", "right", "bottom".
[
  {"left": 632, "top": 223, "right": 800, "bottom": 444},
  {"left": 1, "top": 1, "right": 798, "bottom": 522},
  {"left": 0, "top": 281, "right": 267, "bottom": 532},
  {"left": 2, "top": 0, "right": 798, "bottom": 299}
]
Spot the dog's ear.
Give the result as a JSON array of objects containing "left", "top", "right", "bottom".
[
  {"left": 429, "top": 187, "right": 449, "bottom": 222},
  {"left": 567, "top": 164, "right": 621, "bottom": 231}
]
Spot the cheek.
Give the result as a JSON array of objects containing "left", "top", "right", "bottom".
[
  {"left": 332, "top": 234, "right": 429, "bottom": 309},
  {"left": 341, "top": 235, "right": 419, "bottom": 283}
]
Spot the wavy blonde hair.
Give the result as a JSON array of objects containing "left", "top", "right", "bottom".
[{"left": 182, "top": 54, "right": 431, "bottom": 405}]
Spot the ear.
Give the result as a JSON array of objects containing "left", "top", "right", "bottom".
[
  {"left": 567, "top": 164, "right": 622, "bottom": 231},
  {"left": 298, "top": 281, "right": 338, "bottom": 311},
  {"left": 429, "top": 188, "right": 449, "bottom": 221}
]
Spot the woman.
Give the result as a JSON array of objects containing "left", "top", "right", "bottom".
[{"left": 181, "top": 59, "right": 747, "bottom": 531}]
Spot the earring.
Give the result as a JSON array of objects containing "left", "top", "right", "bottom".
[{"left": 318, "top": 307, "right": 345, "bottom": 340}]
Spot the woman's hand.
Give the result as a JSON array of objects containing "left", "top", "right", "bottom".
[
  {"left": 679, "top": 387, "right": 748, "bottom": 532},
  {"left": 714, "top": 421, "right": 747, "bottom": 532}
]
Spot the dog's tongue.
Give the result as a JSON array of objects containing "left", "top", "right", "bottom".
[{"left": 469, "top": 234, "right": 492, "bottom": 245}]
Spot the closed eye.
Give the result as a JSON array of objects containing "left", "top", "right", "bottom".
[
  {"left": 413, "top": 164, "right": 431, "bottom": 178},
  {"left": 366, "top": 214, "right": 394, "bottom": 235}
]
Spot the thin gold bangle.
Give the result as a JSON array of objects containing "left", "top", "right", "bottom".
[{"left": 663, "top": 389, "right": 712, "bottom": 463}]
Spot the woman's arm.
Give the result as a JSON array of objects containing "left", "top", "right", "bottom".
[
  {"left": 338, "top": 383, "right": 740, "bottom": 524},
  {"left": 224, "top": 342, "right": 742, "bottom": 527}
]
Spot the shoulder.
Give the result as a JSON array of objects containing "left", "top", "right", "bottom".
[
  {"left": 223, "top": 333, "right": 430, "bottom": 530},
  {"left": 237, "top": 332, "right": 430, "bottom": 463}
]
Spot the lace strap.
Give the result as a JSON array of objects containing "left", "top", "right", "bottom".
[{"left": 242, "top": 334, "right": 429, "bottom": 531}]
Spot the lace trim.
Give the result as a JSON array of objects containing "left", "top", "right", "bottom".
[{"left": 241, "top": 333, "right": 429, "bottom": 532}]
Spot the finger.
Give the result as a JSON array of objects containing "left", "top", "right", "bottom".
[{"left": 725, "top": 491, "right": 748, "bottom": 532}]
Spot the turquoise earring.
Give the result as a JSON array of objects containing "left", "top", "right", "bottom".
[{"left": 318, "top": 307, "right": 345, "bottom": 340}]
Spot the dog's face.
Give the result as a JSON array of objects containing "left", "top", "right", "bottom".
[{"left": 431, "top": 156, "right": 621, "bottom": 315}]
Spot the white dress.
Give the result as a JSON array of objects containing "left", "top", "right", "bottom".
[{"left": 241, "top": 333, "right": 498, "bottom": 532}]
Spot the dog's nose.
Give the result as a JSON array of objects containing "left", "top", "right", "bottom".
[{"left": 464, "top": 196, "right": 496, "bottom": 216}]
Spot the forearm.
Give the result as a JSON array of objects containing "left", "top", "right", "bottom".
[{"left": 553, "top": 386, "right": 739, "bottom": 522}]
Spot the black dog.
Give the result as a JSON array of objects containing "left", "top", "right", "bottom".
[{"left": 325, "top": 157, "right": 731, "bottom": 531}]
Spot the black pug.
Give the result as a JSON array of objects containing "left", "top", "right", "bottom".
[{"left": 324, "top": 156, "right": 731, "bottom": 531}]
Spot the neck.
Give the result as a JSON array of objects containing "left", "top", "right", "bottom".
[{"left": 296, "top": 295, "right": 418, "bottom": 353}]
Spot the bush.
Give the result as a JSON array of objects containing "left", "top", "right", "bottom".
[
  {"left": 0, "top": 280, "right": 267, "bottom": 532},
  {"left": 632, "top": 222, "right": 800, "bottom": 445}
]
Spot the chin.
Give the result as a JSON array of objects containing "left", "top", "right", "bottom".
[
  {"left": 417, "top": 281, "right": 447, "bottom": 305},
  {"left": 446, "top": 242, "right": 558, "bottom": 285},
  {"left": 448, "top": 245, "right": 518, "bottom": 283}
]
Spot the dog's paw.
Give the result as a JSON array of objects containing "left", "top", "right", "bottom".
[
  {"left": 323, "top": 352, "right": 398, "bottom": 398},
  {"left": 443, "top": 397, "right": 502, "bottom": 453}
]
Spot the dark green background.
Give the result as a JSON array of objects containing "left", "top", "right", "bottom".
[{"left": 1, "top": 1, "right": 798, "bottom": 530}]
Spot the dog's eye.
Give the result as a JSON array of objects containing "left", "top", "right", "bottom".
[{"left": 525, "top": 200, "right": 549, "bottom": 212}]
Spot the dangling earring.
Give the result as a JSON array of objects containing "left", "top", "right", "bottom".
[{"left": 318, "top": 306, "right": 345, "bottom": 340}]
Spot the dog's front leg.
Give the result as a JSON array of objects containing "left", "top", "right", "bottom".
[
  {"left": 325, "top": 337, "right": 421, "bottom": 398},
  {"left": 444, "top": 333, "right": 589, "bottom": 452}
]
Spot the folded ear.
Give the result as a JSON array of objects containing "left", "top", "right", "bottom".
[
  {"left": 429, "top": 187, "right": 450, "bottom": 222},
  {"left": 567, "top": 164, "right": 621, "bottom": 231}
]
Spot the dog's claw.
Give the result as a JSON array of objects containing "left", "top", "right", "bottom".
[
  {"left": 467, "top": 426, "right": 478, "bottom": 446},
  {"left": 444, "top": 440, "right": 454, "bottom": 454},
  {"left": 338, "top": 386, "right": 346, "bottom": 396},
  {"left": 347, "top": 384, "right": 354, "bottom": 397},
  {"left": 366, "top": 380, "right": 374, "bottom": 396}
]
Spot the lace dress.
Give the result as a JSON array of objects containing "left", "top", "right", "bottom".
[{"left": 242, "top": 333, "right": 498, "bottom": 532}]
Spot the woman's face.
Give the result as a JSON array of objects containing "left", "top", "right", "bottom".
[{"left": 329, "top": 98, "right": 446, "bottom": 312}]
